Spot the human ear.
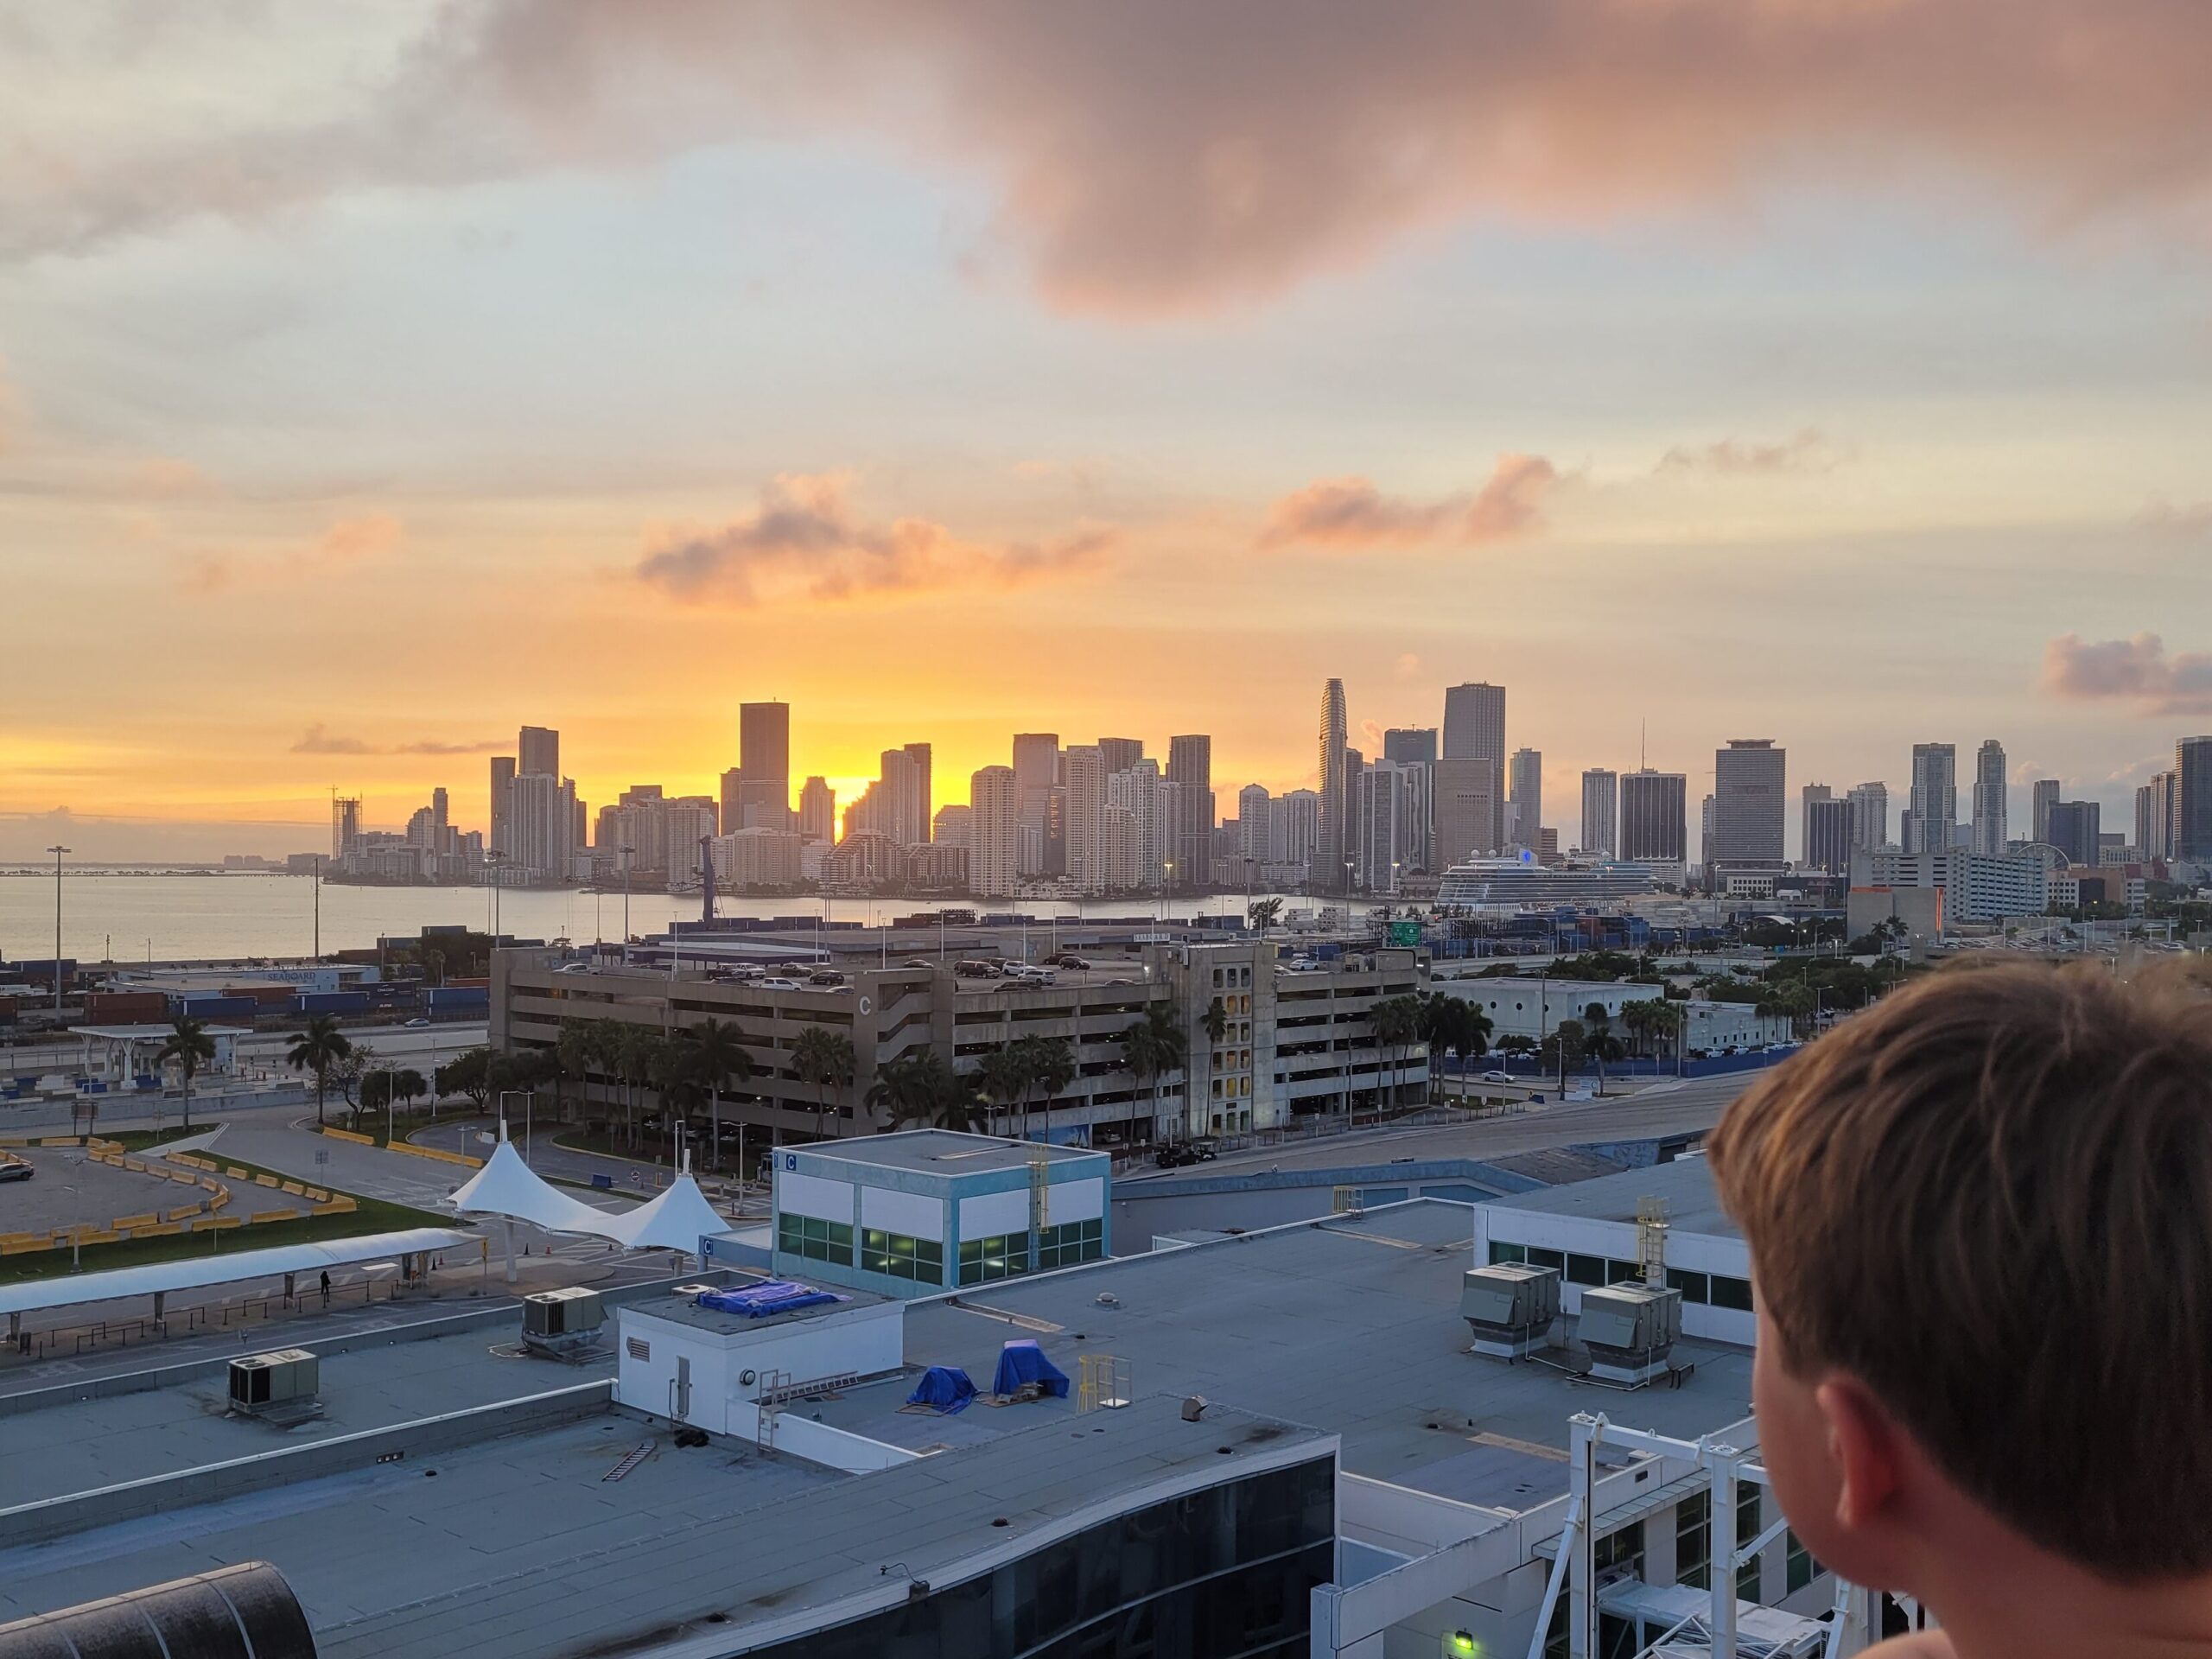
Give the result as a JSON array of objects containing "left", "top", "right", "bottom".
[{"left": 1817, "top": 1376, "right": 1904, "bottom": 1534}]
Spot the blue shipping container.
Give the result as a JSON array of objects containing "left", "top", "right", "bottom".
[
  {"left": 426, "top": 986, "right": 491, "bottom": 1008},
  {"left": 298, "top": 990, "right": 371, "bottom": 1014},
  {"left": 177, "top": 995, "right": 257, "bottom": 1019}
]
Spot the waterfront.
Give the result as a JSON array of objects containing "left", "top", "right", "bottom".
[{"left": 0, "top": 874, "right": 1338, "bottom": 963}]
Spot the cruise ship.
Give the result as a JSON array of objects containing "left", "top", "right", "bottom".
[{"left": 1434, "top": 852, "right": 1660, "bottom": 910}]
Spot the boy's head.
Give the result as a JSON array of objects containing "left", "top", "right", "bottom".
[{"left": 1710, "top": 960, "right": 2212, "bottom": 1588}]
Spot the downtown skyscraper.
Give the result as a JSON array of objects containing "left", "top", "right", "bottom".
[
  {"left": 1971, "top": 740, "right": 2007, "bottom": 856},
  {"left": 1314, "top": 679, "right": 1349, "bottom": 891}
]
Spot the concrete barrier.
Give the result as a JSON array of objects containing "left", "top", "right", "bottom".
[
  {"left": 322, "top": 1128, "right": 376, "bottom": 1147},
  {"left": 0, "top": 1382, "right": 613, "bottom": 1547},
  {"left": 390, "top": 1141, "right": 482, "bottom": 1169}
]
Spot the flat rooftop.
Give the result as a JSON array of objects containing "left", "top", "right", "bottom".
[
  {"left": 1483, "top": 1155, "right": 1738, "bottom": 1240},
  {"left": 628, "top": 1282, "right": 888, "bottom": 1336},
  {"left": 795, "top": 1128, "right": 1104, "bottom": 1176},
  {"left": 812, "top": 1198, "right": 1757, "bottom": 1512}
]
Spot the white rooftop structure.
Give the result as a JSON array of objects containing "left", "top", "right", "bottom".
[{"left": 0, "top": 1228, "right": 472, "bottom": 1323}]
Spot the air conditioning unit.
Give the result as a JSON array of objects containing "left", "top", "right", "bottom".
[
  {"left": 228, "top": 1349, "right": 321, "bottom": 1421},
  {"left": 522, "top": 1287, "right": 607, "bottom": 1356},
  {"left": 1578, "top": 1283, "right": 1683, "bottom": 1385},
  {"left": 1461, "top": 1264, "right": 1562, "bottom": 1358}
]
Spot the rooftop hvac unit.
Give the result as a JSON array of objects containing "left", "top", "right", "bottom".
[
  {"left": 1578, "top": 1283, "right": 1683, "bottom": 1385},
  {"left": 1461, "top": 1264, "right": 1562, "bottom": 1359},
  {"left": 522, "top": 1287, "right": 607, "bottom": 1357},
  {"left": 227, "top": 1349, "right": 321, "bottom": 1422}
]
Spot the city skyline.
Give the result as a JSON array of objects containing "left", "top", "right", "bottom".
[{"left": 8, "top": 7, "right": 2212, "bottom": 859}]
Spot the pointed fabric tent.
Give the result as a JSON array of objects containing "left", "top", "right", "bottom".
[
  {"left": 448, "top": 1137, "right": 613, "bottom": 1237},
  {"left": 601, "top": 1173, "right": 728, "bottom": 1254}
]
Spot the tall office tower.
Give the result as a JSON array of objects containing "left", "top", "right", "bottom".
[
  {"left": 2047, "top": 800, "right": 2101, "bottom": 867},
  {"left": 1801, "top": 785, "right": 1832, "bottom": 867},
  {"left": 798, "top": 777, "right": 835, "bottom": 843},
  {"left": 1166, "top": 734, "right": 1214, "bottom": 891},
  {"left": 508, "top": 772, "right": 574, "bottom": 879},
  {"left": 429, "top": 787, "right": 450, "bottom": 852},
  {"left": 2136, "top": 784, "right": 2160, "bottom": 858},
  {"left": 736, "top": 702, "right": 791, "bottom": 828},
  {"left": 1618, "top": 769, "right": 1689, "bottom": 864},
  {"left": 331, "top": 795, "right": 362, "bottom": 859},
  {"left": 1441, "top": 683, "right": 1507, "bottom": 848},
  {"left": 518, "top": 725, "right": 559, "bottom": 779},
  {"left": 1580, "top": 769, "right": 1618, "bottom": 857},
  {"left": 1509, "top": 749, "right": 1542, "bottom": 847},
  {"left": 1012, "top": 733, "right": 1059, "bottom": 795},
  {"left": 489, "top": 756, "right": 516, "bottom": 855},
  {"left": 1236, "top": 785, "right": 1272, "bottom": 868},
  {"left": 1970, "top": 741, "right": 2007, "bottom": 856},
  {"left": 2177, "top": 738, "right": 2212, "bottom": 861},
  {"left": 1108, "top": 760, "right": 1168, "bottom": 888},
  {"left": 1905, "top": 742, "right": 1957, "bottom": 855},
  {"left": 1431, "top": 758, "right": 1500, "bottom": 869},
  {"left": 1806, "top": 797, "right": 1853, "bottom": 874},
  {"left": 1700, "top": 794, "right": 1717, "bottom": 871},
  {"left": 1713, "top": 740, "right": 1786, "bottom": 866},
  {"left": 2144, "top": 769, "right": 2178, "bottom": 860},
  {"left": 902, "top": 742, "right": 932, "bottom": 843},
  {"left": 1383, "top": 728, "right": 1439, "bottom": 765},
  {"left": 968, "top": 765, "right": 1020, "bottom": 897},
  {"left": 1354, "top": 760, "right": 1414, "bottom": 892},
  {"left": 717, "top": 767, "right": 743, "bottom": 836},
  {"left": 2031, "top": 778, "right": 2062, "bottom": 845},
  {"left": 1315, "top": 679, "right": 1350, "bottom": 889},
  {"left": 1063, "top": 745, "right": 1107, "bottom": 892},
  {"left": 1011, "top": 733, "right": 1061, "bottom": 876},
  {"left": 1096, "top": 737, "right": 1146, "bottom": 776},
  {"left": 1273, "top": 790, "right": 1319, "bottom": 867},
  {"left": 1846, "top": 782, "right": 1889, "bottom": 851}
]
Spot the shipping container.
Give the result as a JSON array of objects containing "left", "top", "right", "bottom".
[
  {"left": 176, "top": 995, "right": 258, "bottom": 1020},
  {"left": 425, "top": 986, "right": 491, "bottom": 1009},
  {"left": 85, "top": 990, "right": 171, "bottom": 1022},
  {"left": 296, "top": 990, "right": 371, "bottom": 1015}
]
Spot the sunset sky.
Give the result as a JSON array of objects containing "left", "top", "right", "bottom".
[{"left": 5, "top": 2, "right": 2211, "bottom": 860}]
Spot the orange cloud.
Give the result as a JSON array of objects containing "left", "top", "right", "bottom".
[
  {"left": 2043, "top": 632, "right": 2212, "bottom": 715},
  {"left": 637, "top": 474, "right": 1115, "bottom": 607},
  {"left": 1258, "top": 453, "right": 1557, "bottom": 550},
  {"left": 183, "top": 514, "right": 404, "bottom": 594}
]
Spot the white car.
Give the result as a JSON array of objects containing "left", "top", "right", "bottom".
[
  {"left": 756, "top": 976, "right": 804, "bottom": 990},
  {"left": 1479, "top": 1070, "right": 1512, "bottom": 1084}
]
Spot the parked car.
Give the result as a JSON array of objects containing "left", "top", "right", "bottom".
[
  {"left": 1478, "top": 1069, "right": 1512, "bottom": 1084},
  {"left": 0, "top": 1161, "right": 33, "bottom": 1184},
  {"left": 1154, "top": 1143, "right": 1202, "bottom": 1168},
  {"left": 404, "top": 1016, "right": 431, "bottom": 1028},
  {"left": 1188, "top": 1138, "right": 1220, "bottom": 1161},
  {"left": 807, "top": 970, "right": 847, "bottom": 986},
  {"left": 757, "top": 977, "right": 804, "bottom": 991},
  {"left": 902, "top": 957, "right": 934, "bottom": 969},
  {"left": 1052, "top": 954, "right": 1091, "bottom": 970},
  {"left": 954, "top": 960, "right": 1000, "bottom": 979}
]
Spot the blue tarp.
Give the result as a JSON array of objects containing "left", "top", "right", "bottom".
[
  {"left": 991, "top": 1339, "right": 1071, "bottom": 1400},
  {"left": 906, "top": 1365, "right": 977, "bottom": 1414},
  {"left": 696, "top": 1281, "right": 846, "bottom": 1319}
]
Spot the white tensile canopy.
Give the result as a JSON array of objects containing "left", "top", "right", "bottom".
[
  {"left": 448, "top": 1135, "right": 612, "bottom": 1237},
  {"left": 601, "top": 1171, "right": 729, "bottom": 1253}
]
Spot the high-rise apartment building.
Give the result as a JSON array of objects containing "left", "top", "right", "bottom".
[
  {"left": 1271, "top": 790, "right": 1319, "bottom": 868},
  {"left": 1905, "top": 742, "right": 1957, "bottom": 855},
  {"left": 968, "top": 765, "right": 1020, "bottom": 898},
  {"left": 798, "top": 777, "right": 836, "bottom": 843},
  {"left": 1096, "top": 737, "right": 1146, "bottom": 777},
  {"left": 1012, "top": 734, "right": 1058, "bottom": 795},
  {"left": 1618, "top": 770, "right": 1688, "bottom": 864},
  {"left": 1806, "top": 797, "right": 1853, "bottom": 874},
  {"left": 518, "top": 726, "right": 559, "bottom": 779},
  {"left": 2177, "top": 739, "right": 2212, "bottom": 862},
  {"left": 1802, "top": 784, "right": 1832, "bottom": 868},
  {"left": 1712, "top": 740, "right": 1786, "bottom": 867},
  {"left": 1236, "top": 785, "right": 1272, "bottom": 868},
  {"left": 1063, "top": 746, "right": 1107, "bottom": 892},
  {"left": 489, "top": 755, "right": 516, "bottom": 855},
  {"left": 1847, "top": 782, "right": 1889, "bottom": 852},
  {"left": 1509, "top": 749, "right": 1541, "bottom": 848},
  {"left": 2046, "top": 800, "right": 2101, "bottom": 868},
  {"left": 1580, "top": 768, "right": 1618, "bottom": 857},
  {"left": 733, "top": 702, "right": 791, "bottom": 829},
  {"left": 2031, "top": 778, "right": 2062, "bottom": 846},
  {"left": 1315, "top": 680, "right": 1349, "bottom": 890},
  {"left": 1108, "top": 760, "right": 1168, "bottom": 889},
  {"left": 1441, "top": 683, "right": 1506, "bottom": 849},
  {"left": 1354, "top": 760, "right": 1415, "bottom": 893},
  {"left": 1431, "top": 758, "right": 1499, "bottom": 870},
  {"left": 1166, "top": 735, "right": 1213, "bottom": 891},
  {"left": 331, "top": 795, "right": 362, "bottom": 860},
  {"left": 1970, "top": 741, "right": 2007, "bottom": 856}
]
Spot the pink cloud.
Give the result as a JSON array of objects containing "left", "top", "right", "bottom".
[
  {"left": 2042, "top": 632, "right": 2212, "bottom": 715},
  {"left": 1259, "top": 453, "right": 1557, "bottom": 550},
  {"left": 637, "top": 473, "right": 1115, "bottom": 607},
  {"left": 182, "top": 515, "right": 403, "bottom": 594},
  {"left": 1659, "top": 429, "right": 1848, "bottom": 476}
]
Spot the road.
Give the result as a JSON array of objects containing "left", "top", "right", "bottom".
[
  {"left": 1116, "top": 1072, "right": 1755, "bottom": 1183},
  {"left": 2, "top": 1021, "right": 489, "bottom": 1079}
]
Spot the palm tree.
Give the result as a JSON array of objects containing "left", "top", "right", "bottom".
[
  {"left": 1417, "top": 994, "right": 1489, "bottom": 1103},
  {"left": 285, "top": 1014, "right": 353, "bottom": 1128},
  {"left": 976, "top": 1046, "right": 1029, "bottom": 1138},
  {"left": 681, "top": 1018, "right": 754, "bottom": 1171},
  {"left": 866, "top": 1052, "right": 982, "bottom": 1132},
  {"left": 156, "top": 1016, "right": 216, "bottom": 1132},
  {"left": 649, "top": 1039, "right": 705, "bottom": 1159},
  {"left": 616, "top": 1025, "right": 660, "bottom": 1148},
  {"left": 1014, "top": 1034, "right": 1075, "bottom": 1143},
  {"left": 556, "top": 1021, "right": 599, "bottom": 1126},
  {"left": 791, "top": 1026, "right": 857, "bottom": 1141},
  {"left": 1117, "top": 1003, "right": 1188, "bottom": 1147},
  {"left": 1201, "top": 996, "right": 1229, "bottom": 1045},
  {"left": 1368, "top": 994, "right": 1425, "bottom": 1115}
]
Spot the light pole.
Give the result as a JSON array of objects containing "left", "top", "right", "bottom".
[
  {"left": 310, "top": 854, "right": 321, "bottom": 961},
  {"left": 619, "top": 846, "right": 634, "bottom": 964},
  {"left": 500, "top": 1088, "right": 532, "bottom": 1166},
  {"left": 484, "top": 850, "right": 506, "bottom": 947},
  {"left": 45, "top": 845, "right": 68, "bottom": 1014}
]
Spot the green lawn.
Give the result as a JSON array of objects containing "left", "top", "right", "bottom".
[{"left": 0, "top": 1153, "right": 457, "bottom": 1286}]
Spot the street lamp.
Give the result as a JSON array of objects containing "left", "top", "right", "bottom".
[
  {"left": 500, "top": 1088, "right": 533, "bottom": 1166},
  {"left": 311, "top": 853, "right": 322, "bottom": 962},
  {"left": 45, "top": 845, "right": 68, "bottom": 1014},
  {"left": 619, "top": 845, "right": 635, "bottom": 964},
  {"left": 485, "top": 850, "right": 507, "bottom": 946}
]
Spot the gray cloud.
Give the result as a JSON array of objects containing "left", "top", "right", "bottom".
[
  {"left": 8, "top": 4, "right": 2212, "bottom": 315},
  {"left": 1659, "top": 429, "right": 1848, "bottom": 477},
  {"left": 1258, "top": 453, "right": 1557, "bottom": 550},
  {"left": 2042, "top": 632, "right": 2212, "bottom": 715},
  {"left": 636, "top": 474, "right": 1115, "bottom": 606},
  {"left": 290, "top": 725, "right": 503, "bottom": 755}
]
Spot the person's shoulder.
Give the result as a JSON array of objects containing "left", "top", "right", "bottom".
[{"left": 1865, "top": 1636, "right": 1955, "bottom": 1659}]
